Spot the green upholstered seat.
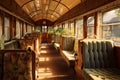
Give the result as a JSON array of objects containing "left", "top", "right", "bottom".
[
  {"left": 61, "top": 36, "right": 75, "bottom": 67},
  {"left": 81, "top": 39, "right": 120, "bottom": 80}
]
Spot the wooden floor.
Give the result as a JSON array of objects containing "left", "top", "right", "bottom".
[{"left": 36, "top": 43, "right": 77, "bottom": 80}]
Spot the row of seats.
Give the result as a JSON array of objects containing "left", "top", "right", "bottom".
[
  {"left": 53, "top": 35, "right": 78, "bottom": 69},
  {"left": 53, "top": 35, "right": 120, "bottom": 80},
  {"left": 0, "top": 32, "right": 41, "bottom": 80},
  {"left": 75, "top": 39, "right": 120, "bottom": 80},
  {"left": 60, "top": 36, "right": 76, "bottom": 69}
]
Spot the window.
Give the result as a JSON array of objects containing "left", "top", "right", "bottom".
[
  {"left": 65, "top": 22, "right": 69, "bottom": 29},
  {"left": 16, "top": 19, "right": 21, "bottom": 38},
  {"left": 102, "top": 8, "right": 120, "bottom": 45},
  {"left": 27, "top": 24, "right": 32, "bottom": 33},
  {"left": 35, "top": 26, "right": 41, "bottom": 32},
  {"left": 20, "top": 22, "right": 23, "bottom": 37},
  {"left": 4, "top": 16, "right": 10, "bottom": 40},
  {"left": 23, "top": 23, "right": 27, "bottom": 35},
  {"left": 70, "top": 22, "right": 74, "bottom": 35},
  {"left": 62, "top": 22, "right": 69, "bottom": 35},
  {"left": 87, "top": 16, "right": 94, "bottom": 38},
  {"left": 48, "top": 27, "right": 53, "bottom": 34},
  {"left": 76, "top": 19, "right": 83, "bottom": 38},
  {"left": 0, "top": 15, "right": 2, "bottom": 39},
  {"left": 42, "top": 26, "right": 47, "bottom": 33},
  {"left": 59, "top": 24, "right": 62, "bottom": 28}
]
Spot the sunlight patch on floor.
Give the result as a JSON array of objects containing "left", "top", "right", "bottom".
[
  {"left": 36, "top": 67, "right": 69, "bottom": 79},
  {"left": 36, "top": 67, "right": 53, "bottom": 79},
  {"left": 40, "top": 50, "right": 47, "bottom": 54},
  {"left": 38, "top": 57, "right": 49, "bottom": 61}
]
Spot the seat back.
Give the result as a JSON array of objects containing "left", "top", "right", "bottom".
[
  {"left": 81, "top": 39, "right": 116, "bottom": 68},
  {"left": 54, "top": 34, "right": 61, "bottom": 44},
  {"left": 0, "top": 49, "right": 35, "bottom": 80},
  {"left": 62, "top": 36, "right": 75, "bottom": 51}
]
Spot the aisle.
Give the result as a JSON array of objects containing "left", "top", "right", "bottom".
[{"left": 36, "top": 43, "right": 77, "bottom": 80}]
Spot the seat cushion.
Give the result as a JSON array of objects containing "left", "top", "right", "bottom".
[
  {"left": 62, "top": 50, "right": 75, "bottom": 61},
  {"left": 61, "top": 50, "right": 75, "bottom": 67},
  {"left": 82, "top": 39, "right": 116, "bottom": 68},
  {"left": 54, "top": 43, "right": 60, "bottom": 50},
  {"left": 83, "top": 68, "right": 120, "bottom": 80}
]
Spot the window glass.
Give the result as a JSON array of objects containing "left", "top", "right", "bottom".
[
  {"left": 103, "top": 9, "right": 120, "bottom": 24},
  {"left": 87, "top": 16, "right": 94, "bottom": 38},
  {"left": 4, "top": 16, "right": 10, "bottom": 40},
  {"left": 23, "top": 23, "right": 26, "bottom": 35},
  {"left": 0, "top": 15, "right": 2, "bottom": 39},
  {"left": 20, "top": 22, "right": 23, "bottom": 37},
  {"left": 76, "top": 19, "right": 83, "bottom": 38},
  {"left": 35, "top": 26, "right": 41, "bottom": 32},
  {"left": 16, "top": 20, "right": 21, "bottom": 38},
  {"left": 62, "top": 22, "right": 69, "bottom": 35},
  {"left": 65, "top": 22, "right": 68, "bottom": 29},
  {"left": 48, "top": 27, "right": 53, "bottom": 34},
  {"left": 27, "top": 25, "right": 32, "bottom": 33},
  {"left": 102, "top": 8, "right": 120, "bottom": 45},
  {"left": 59, "top": 24, "right": 62, "bottom": 28},
  {"left": 70, "top": 22, "right": 74, "bottom": 35},
  {"left": 42, "top": 26, "right": 47, "bottom": 33}
]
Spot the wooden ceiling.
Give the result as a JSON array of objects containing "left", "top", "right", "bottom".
[{"left": 14, "top": 0, "right": 81, "bottom": 22}]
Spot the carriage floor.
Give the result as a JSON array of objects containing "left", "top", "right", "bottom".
[{"left": 35, "top": 43, "right": 77, "bottom": 80}]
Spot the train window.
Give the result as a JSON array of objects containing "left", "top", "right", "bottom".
[
  {"left": 23, "top": 23, "right": 27, "bottom": 35},
  {"left": 59, "top": 24, "right": 62, "bottom": 28},
  {"left": 4, "top": 16, "right": 10, "bottom": 41},
  {"left": 42, "top": 26, "right": 47, "bottom": 33},
  {"left": 35, "top": 26, "right": 41, "bottom": 32},
  {"left": 87, "top": 16, "right": 94, "bottom": 38},
  {"left": 16, "top": 20, "right": 21, "bottom": 38},
  {"left": 102, "top": 8, "right": 120, "bottom": 45},
  {"left": 0, "top": 15, "right": 2, "bottom": 39},
  {"left": 27, "top": 25, "right": 32, "bottom": 33},
  {"left": 20, "top": 22, "right": 23, "bottom": 37},
  {"left": 76, "top": 19, "right": 83, "bottom": 38},
  {"left": 65, "top": 22, "right": 68, "bottom": 29},
  {"left": 70, "top": 22, "right": 74, "bottom": 35},
  {"left": 62, "top": 22, "right": 69, "bottom": 35},
  {"left": 48, "top": 27, "right": 53, "bottom": 34}
]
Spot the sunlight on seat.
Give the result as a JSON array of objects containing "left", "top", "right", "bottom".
[
  {"left": 41, "top": 45, "right": 47, "bottom": 49},
  {"left": 38, "top": 57, "right": 49, "bottom": 61},
  {"left": 40, "top": 50, "right": 47, "bottom": 54}
]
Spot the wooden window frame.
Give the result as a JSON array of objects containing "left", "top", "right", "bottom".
[{"left": 83, "top": 12, "right": 98, "bottom": 38}]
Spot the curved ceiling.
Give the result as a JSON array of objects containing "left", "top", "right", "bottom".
[{"left": 15, "top": 0, "right": 81, "bottom": 22}]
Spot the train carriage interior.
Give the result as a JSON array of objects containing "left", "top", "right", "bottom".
[{"left": 0, "top": 0, "right": 120, "bottom": 80}]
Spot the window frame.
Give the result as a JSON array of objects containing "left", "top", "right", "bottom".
[
  {"left": 101, "top": 8, "right": 120, "bottom": 46},
  {"left": 83, "top": 12, "right": 98, "bottom": 39}
]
